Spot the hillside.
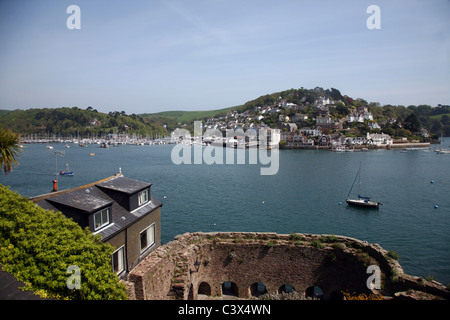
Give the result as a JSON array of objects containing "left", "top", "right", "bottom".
[
  {"left": 0, "top": 107, "right": 169, "bottom": 138},
  {"left": 0, "top": 87, "right": 449, "bottom": 137},
  {"left": 141, "top": 105, "right": 241, "bottom": 123}
]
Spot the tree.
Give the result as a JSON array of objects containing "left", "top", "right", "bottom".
[
  {"left": 403, "top": 113, "right": 421, "bottom": 133},
  {"left": 430, "top": 119, "right": 443, "bottom": 135},
  {"left": 335, "top": 102, "right": 350, "bottom": 117},
  {"left": 329, "top": 88, "right": 343, "bottom": 101},
  {"left": 441, "top": 114, "right": 450, "bottom": 125},
  {"left": 0, "top": 127, "right": 22, "bottom": 174}
]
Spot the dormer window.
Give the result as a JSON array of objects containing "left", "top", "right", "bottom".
[
  {"left": 138, "top": 189, "right": 149, "bottom": 206},
  {"left": 94, "top": 208, "right": 110, "bottom": 231}
]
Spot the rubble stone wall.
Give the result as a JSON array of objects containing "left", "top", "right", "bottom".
[{"left": 127, "top": 232, "right": 449, "bottom": 300}]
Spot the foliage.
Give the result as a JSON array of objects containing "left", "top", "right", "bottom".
[
  {"left": 0, "top": 184, "right": 127, "bottom": 299},
  {"left": 386, "top": 250, "right": 400, "bottom": 260},
  {"left": 0, "top": 107, "right": 168, "bottom": 139},
  {"left": 310, "top": 239, "right": 324, "bottom": 249},
  {"left": 254, "top": 291, "right": 305, "bottom": 300},
  {"left": 143, "top": 106, "right": 239, "bottom": 123},
  {"left": 0, "top": 127, "right": 22, "bottom": 174},
  {"left": 342, "top": 291, "right": 384, "bottom": 300},
  {"left": 403, "top": 113, "right": 422, "bottom": 133}
]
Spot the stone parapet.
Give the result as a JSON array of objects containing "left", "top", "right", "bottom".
[{"left": 127, "top": 232, "right": 449, "bottom": 300}]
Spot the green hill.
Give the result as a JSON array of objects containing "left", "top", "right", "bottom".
[
  {"left": 0, "top": 107, "right": 169, "bottom": 138},
  {"left": 1, "top": 87, "right": 448, "bottom": 137},
  {"left": 141, "top": 105, "right": 241, "bottom": 123}
]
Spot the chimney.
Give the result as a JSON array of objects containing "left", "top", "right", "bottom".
[{"left": 52, "top": 179, "right": 58, "bottom": 192}]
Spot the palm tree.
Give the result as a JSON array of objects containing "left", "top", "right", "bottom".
[{"left": 0, "top": 127, "right": 22, "bottom": 174}]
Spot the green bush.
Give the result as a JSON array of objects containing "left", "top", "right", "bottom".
[
  {"left": 386, "top": 250, "right": 400, "bottom": 261},
  {"left": 310, "top": 239, "right": 324, "bottom": 249},
  {"left": 0, "top": 184, "right": 127, "bottom": 300}
]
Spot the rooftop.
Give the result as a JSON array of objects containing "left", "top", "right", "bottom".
[
  {"left": 96, "top": 175, "right": 151, "bottom": 194},
  {"left": 30, "top": 173, "right": 162, "bottom": 241}
]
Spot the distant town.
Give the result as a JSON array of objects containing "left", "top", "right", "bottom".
[
  {"left": 172, "top": 87, "right": 442, "bottom": 150},
  {"left": 4, "top": 87, "right": 448, "bottom": 150}
]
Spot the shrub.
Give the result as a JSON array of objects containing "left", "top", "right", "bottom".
[
  {"left": 342, "top": 291, "right": 384, "bottom": 300},
  {"left": 386, "top": 250, "right": 400, "bottom": 260},
  {"left": 310, "top": 239, "right": 324, "bottom": 249},
  {"left": 0, "top": 184, "right": 127, "bottom": 299}
]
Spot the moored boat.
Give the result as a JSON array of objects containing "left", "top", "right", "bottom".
[
  {"left": 59, "top": 163, "right": 74, "bottom": 176},
  {"left": 345, "top": 162, "right": 381, "bottom": 209}
]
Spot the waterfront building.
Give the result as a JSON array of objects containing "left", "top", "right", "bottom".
[
  {"left": 30, "top": 173, "right": 162, "bottom": 278},
  {"left": 366, "top": 132, "right": 393, "bottom": 146}
]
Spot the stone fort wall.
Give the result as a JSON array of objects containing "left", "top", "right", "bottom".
[{"left": 125, "top": 232, "right": 449, "bottom": 300}]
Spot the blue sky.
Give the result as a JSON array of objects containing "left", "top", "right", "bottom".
[{"left": 0, "top": 0, "right": 449, "bottom": 114}]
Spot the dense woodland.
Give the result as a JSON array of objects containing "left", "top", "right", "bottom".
[{"left": 0, "top": 107, "right": 172, "bottom": 138}]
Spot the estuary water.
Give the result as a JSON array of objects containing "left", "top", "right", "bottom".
[{"left": 1, "top": 139, "right": 450, "bottom": 285}]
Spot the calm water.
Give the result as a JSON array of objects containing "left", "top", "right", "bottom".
[{"left": 1, "top": 140, "right": 450, "bottom": 285}]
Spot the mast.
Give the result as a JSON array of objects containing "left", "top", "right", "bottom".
[
  {"left": 358, "top": 161, "right": 361, "bottom": 197},
  {"left": 347, "top": 165, "right": 360, "bottom": 199}
]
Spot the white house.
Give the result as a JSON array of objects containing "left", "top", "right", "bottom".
[
  {"left": 299, "top": 127, "right": 322, "bottom": 136},
  {"left": 366, "top": 132, "right": 393, "bottom": 146}
]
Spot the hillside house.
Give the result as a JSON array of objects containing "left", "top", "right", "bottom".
[
  {"left": 299, "top": 127, "right": 322, "bottom": 137},
  {"left": 31, "top": 173, "right": 162, "bottom": 278},
  {"left": 366, "top": 132, "right": 393, "bottom": 146}
]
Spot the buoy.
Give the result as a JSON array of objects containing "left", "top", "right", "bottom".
[
  {"left": 163, "top": 196, "right": 167, "bottom": 199},
  {"left": 430, "top": 180, "right": 434, "bottom": 184},
  {"left": 434, "top": 205, "right": 439, "bottom": 209},
  {"left": 262, "top": 201, "right": 265, "bottom": 204},
  {"left": 339, "top": 202, "right": 342, "bottom": 205}
]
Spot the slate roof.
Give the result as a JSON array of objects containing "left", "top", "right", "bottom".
[
  {"left": 30, "top": 173, "right": 162, "bottom": 241},
  {"left": 0, "top": 265, "right": 49, "bottom": 300},
  {"left": 96, "top": 176, "right": 151, "bottom": 194},
  {"left": 45, "top": 186, "right": 114, "bottom": 213}
]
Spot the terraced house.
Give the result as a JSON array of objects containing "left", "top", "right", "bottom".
[{"left": 31, "top": 173, "right": 162, "bottom": 278}]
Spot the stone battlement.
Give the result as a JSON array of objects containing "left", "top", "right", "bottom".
[{"left": 125, "top": 232, "right": 449, "bottom": 300}]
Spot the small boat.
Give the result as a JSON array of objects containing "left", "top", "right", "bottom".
[
  {"left": 346, "top": 163, "right": 380, "bottom": 209},
  {"left": 330, "top": 146, "right": 346, "bottom": 152},
  {"left": 98, "top": 142, "right": 110, "bottom": 148},
  {"left": 59, "top": 163, "right": 74, "bottom": 176},
  {"left": 331, "top": 146, "right": 354, "bottom": 152}
]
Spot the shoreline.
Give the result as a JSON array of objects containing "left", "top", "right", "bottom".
[{"left": 280, "top": 142, "right": 432, "bottom": 150}]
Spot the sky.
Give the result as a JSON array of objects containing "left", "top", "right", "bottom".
[{"left": 0, "top": 0, "right": 449, "bottom": 114}]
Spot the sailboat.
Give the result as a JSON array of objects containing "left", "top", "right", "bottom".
[
  {"left": 346, "top": 163, "right": 380, "bottom": 209},
  {"left": 59, "top": 163, "right": 74, "bottom": 176}
]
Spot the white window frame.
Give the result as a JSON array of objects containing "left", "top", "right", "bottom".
[
  {"left": 111, "top": 246, "right": 125, "bottom": 275},
  {"left": 138, "top": 189, "right": 149, "bottom": 206},
  {"left": 139, "top": 223, "right": 155, "bottom": 254},
  {"left": 94, "top": 207, "right": 110, "bottom": 231}
]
